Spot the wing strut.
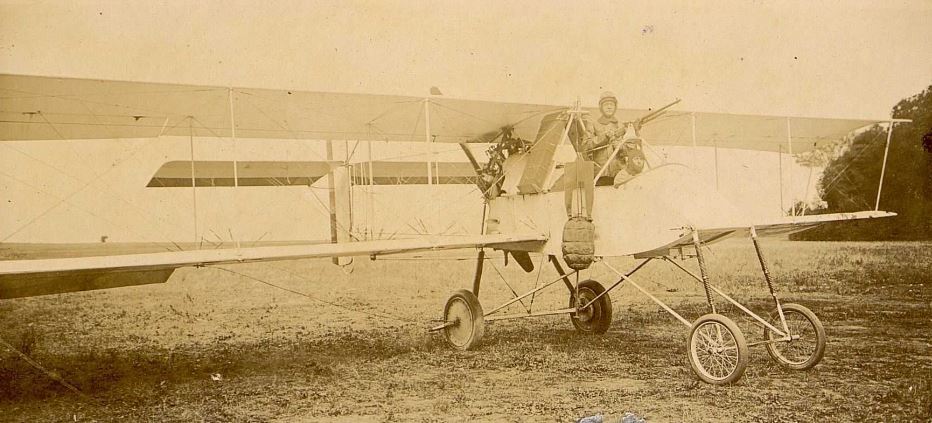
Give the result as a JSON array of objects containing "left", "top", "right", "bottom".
[
  {"left": 786, "top": 118, "right": 794, "bottom": 216},
  {"left": 778, "top": 144, "right": 784, "bottom": 216},
  {"left": 188, "top": 118, "right": 199, "bottom": 243},
  {"left": 228, "top": 87, "right": 241, "bottom": 248},
  {"left": 875, "top": 120, "right": 896, "bottom": 210},
  {"left": 690, "top": 112, "right": 698, "bottom": 169},
  {"left": 424, "top": 98, "right": 433, "bottom": 185}
]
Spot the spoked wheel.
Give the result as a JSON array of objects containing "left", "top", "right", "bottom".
[
  {"left": 764, "top": 303, "right": 826, "bottom": 370},
  {"left": 569, "top": 279, "right": 613, "bottom": 334},
  {"left": 442, "top": 289, "right": 485, "bottom": 350},
  {"left": 687, "top": 314, "right": 749, "bottom": 385}
]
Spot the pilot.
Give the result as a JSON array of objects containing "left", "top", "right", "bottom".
[{"left": 585, "top": 91, "right": 627, "bottom": 177}]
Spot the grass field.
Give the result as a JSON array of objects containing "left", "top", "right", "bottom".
[{"left": 1, "top": 239, "right": 930, "bottom": 422}]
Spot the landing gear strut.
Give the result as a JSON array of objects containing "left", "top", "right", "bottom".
[
  {"left": 432, "top": 227, "right": 824, "bottom": 386},
  {"left": 684, "top": 231, "right": 749, "bottom": 384}
]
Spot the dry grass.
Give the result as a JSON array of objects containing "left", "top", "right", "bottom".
[{"left": 0, "top": 239, "right": 930, "bottom": 422}]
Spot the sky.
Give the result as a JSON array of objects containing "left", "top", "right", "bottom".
[
  {"left": 1, "top": 0, "right": 930, "bottom": 118},
  {"left": 1, "top": 0, "right": 930, "bottom": 242}
]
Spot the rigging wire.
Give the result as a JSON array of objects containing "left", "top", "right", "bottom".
[
  {"left": 819, "top": 129, "right": 885, "bottom": 195},
  {"left": 233, "top": 92, "right": 328, "bottom": 161},
  {"left": 0, "top": 114, "right": 203, "bottom": 246},
  {"left": 528, "top": 254, "right": 546, "bottom": 312},
  {"left": 0, "top": 171, "right": 182, "bottom": 252},
  {"left": 213, "top": 265, "right": 420, "bottom": 324},
  {"left": 0, "top": 139, "right": 186, "bottom": 245},
  {"left": 487, "top": 260, "right": 530, "bottom": 313},
  {"left": 0, "top": 335, "right": 94, "bottom": 402}
]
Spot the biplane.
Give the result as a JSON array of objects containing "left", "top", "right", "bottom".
[{"left": 0, "top": 74, "right": 908, "bottom": 384}]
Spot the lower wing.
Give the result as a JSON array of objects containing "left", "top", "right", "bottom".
[
  {"left": 0, "top": 233, "right": 546, "bottom": 299},
  {"left": 634, "top": 210, "right": 896, "bottom": 258}
]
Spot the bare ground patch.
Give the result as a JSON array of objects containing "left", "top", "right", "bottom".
[{"left": 1, "top": 240, "right": 930, "bottom": 421}]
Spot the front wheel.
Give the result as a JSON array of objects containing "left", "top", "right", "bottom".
[
  {"left": 687, "top": 314, "right": 749, "bottom": 385},
  {"left": 764, "top": 303, "right": 826, "bottom": 370}
]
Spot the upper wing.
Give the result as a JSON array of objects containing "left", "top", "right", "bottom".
[
  {"left": 1, "top": 74, "right": 898, "bottom": 153},
  {"left": 627, "top": 110, "right": 896, "bottom": 154},
  {"left": 0, "top": 233, "right": 546, "bottom": 299},
  {"left": 0, "top": 74, "right": 564, "bottom": 143},
  {"left": 633, "top": 210, "right": 896, "bottom": 258}
]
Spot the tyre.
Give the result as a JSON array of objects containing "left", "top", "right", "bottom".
[
  {"left": 764, "top": 303, "right": 826, "bottom": 370},
  {"left": 569, "top": 280, "right": 613, "bottom": 334},
  {"left": 442, "top": 289, "right": 485, "bottom": 350},
  {"left": 687, "top": 313, "right": 749, "bottom": 385}
]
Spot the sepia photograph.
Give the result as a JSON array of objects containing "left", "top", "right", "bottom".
[{"left": 1, "top": 1, "right": 930, "bottom": 421}]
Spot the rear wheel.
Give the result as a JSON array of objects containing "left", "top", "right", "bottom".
[
  {"left": 442, "top": 289, "right": 485, "bottom": 350},
  {"left": 569, "top": 280, "right": 613, "bottom": 334},
  {"left": 764, "top": 303, "right": 826, "bottom": 370},
  {"left": 687, "top": 313, "right": 749, "bottom": 385}
]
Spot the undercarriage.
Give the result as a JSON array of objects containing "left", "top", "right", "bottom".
[{"left": 430, "top": 226, "right": 826, "bottom": 385}]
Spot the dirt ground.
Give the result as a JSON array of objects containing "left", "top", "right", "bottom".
[{"left": 1, "top": 239, "right": 930, "bottom": 422}]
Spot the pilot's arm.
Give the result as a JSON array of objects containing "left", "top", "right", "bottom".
[{"left": 584, "top": 121, "right": 615, "bottom": 153}]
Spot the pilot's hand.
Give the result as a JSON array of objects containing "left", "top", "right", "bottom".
[{"left": 604, "top": 128, "right": 624, "bottom": 141}]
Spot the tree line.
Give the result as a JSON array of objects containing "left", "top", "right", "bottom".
[{"left": 792, "top": 85, "right": 932, "bottom": 241}]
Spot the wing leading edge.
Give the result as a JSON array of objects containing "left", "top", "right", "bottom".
[
  {"left": 0, "top": 233, "right": 546, "bottom": 299},
  {"left": 1, "top": 74, "right": 901, "bottom": 153}
]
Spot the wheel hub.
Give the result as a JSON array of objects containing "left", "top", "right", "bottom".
[{"left": 574, "top": 292, "right": 595, "bottom": 322}]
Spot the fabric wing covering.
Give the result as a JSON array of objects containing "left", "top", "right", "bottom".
[
  {"left": 0, "top": 74, "right": 888, "bottom": 153},
  {"left": 0, "top": 233, "right": 547, "bottom": 298}
]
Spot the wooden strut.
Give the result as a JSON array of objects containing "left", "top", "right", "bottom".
[
  {"left": 691, "top": 231, "right": 716, "bottom": 314},
  {"left": 472, "top": 249, "right": 485, "bottom": 296},
  {"left": 600, "top": 261, "right": 692, "bottom": 327},
  {"left": 875, "top": 121, "right": 896, "bottom": 211},
  {"left": 662, "top": 253, "right": 789, "bottom": 338},
  {"left": 483, "top": 268, "right": 579, "bottom": 317},
  {"left": 188, "top": 118, "right": 198, "bottom": 244},
  {"left": 485, "top": 307, "right": 577, "bottom": 322},
  {"left": 750, "top": 227, "right": 789, "bottom": 333},
  {"left": 603, "top": 257, "right": 790, "bottom": 338},
  {"left": 549, "top": 255, "right": 576, "bottom": 292},
  {"left": 228, "top": 87, "right": 240, "bottom": 249},
  {"left": 579, "top": 258, "right": 653, "bottom": 309}
]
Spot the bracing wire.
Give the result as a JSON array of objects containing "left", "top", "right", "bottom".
[
  {"left": 0, "top": 335, "right": 95, "bottom": 402},
  {"left": 487, "top": 260, "right": 530, "bottom": 313},
  {"left": 213, "top": 265, "right": 419, "bottom": 324}
]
